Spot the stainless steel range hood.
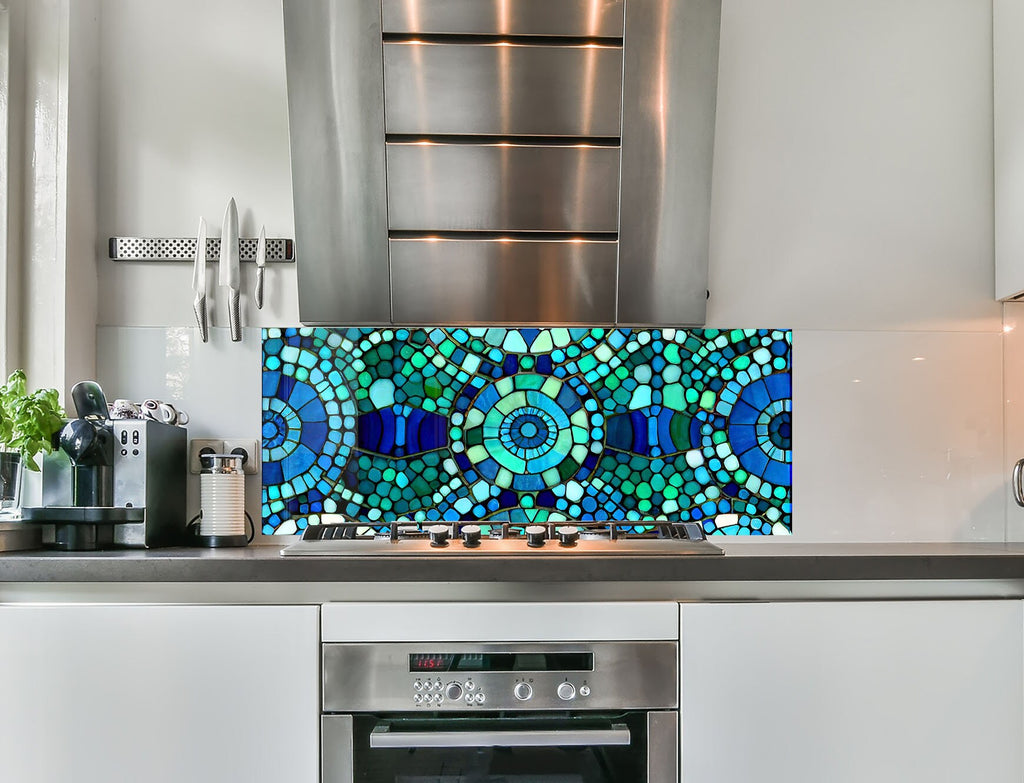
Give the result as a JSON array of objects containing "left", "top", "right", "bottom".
[{"left": 284, "top": 0, "right": 721, "bottom": 326}]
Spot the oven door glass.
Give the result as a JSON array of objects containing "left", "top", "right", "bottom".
[{"left": 337, "top": 713, "right": 654, "bottom": 783}]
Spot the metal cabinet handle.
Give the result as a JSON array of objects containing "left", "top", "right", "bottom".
[
  {"left": 369, "top": 723, "right": 631, "bottom": 749},
  {"left": 1014, "top": 458, "right": 1024, "bottom": 507}
]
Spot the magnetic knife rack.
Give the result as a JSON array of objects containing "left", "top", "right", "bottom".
[{"left": 108, "top": 237, "right": 295, "bottom": 263}]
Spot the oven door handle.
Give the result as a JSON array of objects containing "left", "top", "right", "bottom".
[{"left": 369, "top": 723, "right": 631, "bottom": 749}]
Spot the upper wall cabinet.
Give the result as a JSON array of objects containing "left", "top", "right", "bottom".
[
  {"left": 284, "top": 0, "right": 721, "bottom": 326},
  {"left": 996, "top": 0, "right": 1024, "bottom": 300}
]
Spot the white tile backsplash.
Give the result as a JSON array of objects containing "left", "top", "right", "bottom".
[
  {"left": 792, "top": 330, "right": 1004, "bottom": 541},
  {"left": 96, "top": 326, "right": 263, "bottom": 527},
  {"left": 1002, "top": 303, "right": 1024, "bottom": 540}
]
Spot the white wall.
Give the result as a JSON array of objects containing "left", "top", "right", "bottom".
[
  {"left": 96, "top": 0, "right": 296, "bottom": 328},
  {"left": 93, "top": 0, "right": 1005, "bottom": 541}
]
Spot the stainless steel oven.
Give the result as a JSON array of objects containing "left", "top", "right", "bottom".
[{"left": 321, "top": 641, "right": 678, "bottom": 783}]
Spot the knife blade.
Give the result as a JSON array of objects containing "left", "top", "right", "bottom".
[
  {"left": 254, "top": 224, "right": 266, "bottom": 310},
  {"left": 192, "top": 217, "right": 209, "bottom": 342},
  {"left": 219, "top": 197, "right": 241, "bottom": 342}
]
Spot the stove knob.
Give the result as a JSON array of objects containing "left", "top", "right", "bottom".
[
  {"left": 556, "top": 525, "right": 580, "bottom": 547},
  {"left": 428, "top": 524, "right": 450, "bottom": 547},
  {"left": 556, "top": 682, "right": 576, "bottom": 701},
  {"left": 525, "top": 525, "right": 547, "bottom": 548},
  {"left": 513, "top": 682, "right": 533, "bottom": 701},
  {"left": 461, "top": 524, "right": 482, "bottom": 548},
  {"left": 445, "top": 682, "right": 463, "bottom": 701}
]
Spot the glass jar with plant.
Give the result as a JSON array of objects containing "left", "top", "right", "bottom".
[{"left": 0, "top": 370, "right": 65, "bottom": 515}]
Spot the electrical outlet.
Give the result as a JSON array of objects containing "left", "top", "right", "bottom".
[
  {"left": 189, "top": 439, "right": 224, "bottom": 474},
  {"left": 223, "top": 438, "right": 260, "bottom": 475}
]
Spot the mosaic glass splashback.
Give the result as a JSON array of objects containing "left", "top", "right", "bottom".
[{"left": 262, "top": 327, "right": 792, "bottom": 535}]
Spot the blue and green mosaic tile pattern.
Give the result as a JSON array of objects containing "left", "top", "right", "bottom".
[{"left": 262, "top": 327, "right": 792, "bottom": 535}]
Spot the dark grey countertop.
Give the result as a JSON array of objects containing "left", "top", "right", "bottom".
[{"left": 2, "top": 540, "right": 1024, "bottom": 584}]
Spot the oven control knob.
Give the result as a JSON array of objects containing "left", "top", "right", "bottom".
[
  {"left": 428, "top": 524, "right": 450, "bottom": 547},
  {"left": 461, "top": 524, "right": 482, "bottom": 548},
  {"left": 514, "top": 682, "right": 533, "bottom": 701},
  {"left": 445, "top": 682, "right": 463, "bottom": 701},
  {"left": 557, "top": 682, "right": 576, "bottom": 701},
  {"left": 556, "top": 525, "right": 580, "bottom": 547},
  {"left": 579, "top": 685, "right": 591, "bottom": 697},
  {"left": 525, "top": 525, "right": 547, "bottom": 548}
]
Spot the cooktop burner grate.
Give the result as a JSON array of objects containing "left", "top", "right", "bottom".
[{"left": 280, "top": 517, "right": 724, "bottom": 557}]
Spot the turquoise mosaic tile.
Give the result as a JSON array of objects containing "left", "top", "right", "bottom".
[{"left": 262, "top": 327, "right": 792, "bottom": 535}]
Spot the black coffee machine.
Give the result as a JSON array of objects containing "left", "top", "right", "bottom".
[{"left": 22, "top": 381, "right": 187, "bottom": 550}]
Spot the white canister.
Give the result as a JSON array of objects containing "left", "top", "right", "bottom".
[{"left": 198, "top": 453, "right": 248, "bottom": 546}]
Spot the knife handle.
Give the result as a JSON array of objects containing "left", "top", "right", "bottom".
[
  {"left": 254, "top": 267, "right": 265, "bottom": 310},
  {"left": 229, "top": 289, "right": 241, "bottom": 342}
]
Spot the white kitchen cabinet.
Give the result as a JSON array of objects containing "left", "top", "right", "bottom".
[
  {"left": 680, "top": 601, "right": 1023, "bottom": 783},
  {"left": 0, "top": 604, "right": 319, "bottom": 783},
  {"left": 996, "top": 0, "right": 1024, "bottom": 300}
]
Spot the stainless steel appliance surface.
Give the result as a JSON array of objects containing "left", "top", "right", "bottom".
[
  {"left": 25, "top": 418, "right": 187, "bottom": 550},
  {"left": 282, "top": 519, "right": 723, "bottom": 557},
  {"left": 321, "top": 607, "right": 680, "bottom": 782},
  {"left": 284, "top": 0, "right": 721, "bottom": 326}
]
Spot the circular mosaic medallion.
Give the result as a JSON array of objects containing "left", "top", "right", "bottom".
[
  {"left": 456, "top": 374, "right": 599, "bottom": 492},
  {"left": 726, "top": 373, "right": 792, "bottom": 487},
  {"left": 261, "top": 337, "right": 357, "bottom": 506}
]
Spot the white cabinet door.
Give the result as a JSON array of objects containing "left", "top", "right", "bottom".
[
  {"left": 996, "top": 0, "right": 1024, "bottom": 299},
  {"left": 0, "top": 604, "right": 319, "bottom": 783},
  {"left": 680, "top": 601, "right": 1023, "bottom": 783}
]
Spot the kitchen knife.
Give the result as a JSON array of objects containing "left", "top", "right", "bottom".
[
  {"left": 254, "top": 224, "right": 266, "bottom": 310},
  {"left": 192, "top": 217, "right": 209, "bottom": 342},
  {"left": 219, "top": 197, "right": 241, "bottom": 342}
]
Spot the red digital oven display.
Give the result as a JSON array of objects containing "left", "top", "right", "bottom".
[
  {"left": 409, "top": 654, "right": 456, "bottom": 672},
  {"left": 408, "top": 652, "right": 592, "bottom": 673}
]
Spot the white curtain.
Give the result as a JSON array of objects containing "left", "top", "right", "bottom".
[
  {"left": 0, "top": 1, "right": 13, "bottom": 379},
  {"left": 0, "top": 0, "right": 98, "bottom": 403}
]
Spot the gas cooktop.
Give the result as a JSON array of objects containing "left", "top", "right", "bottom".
[{"left": 280, "top": 519, "right": 724, "bottom": 557}]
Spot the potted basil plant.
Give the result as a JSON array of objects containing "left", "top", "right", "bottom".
[{"left": 0, "top": 370, "right": 65, "bottom": 514}]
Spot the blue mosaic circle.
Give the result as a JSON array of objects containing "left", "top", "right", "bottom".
[
  {"left": 261, "top": 331, "right": 360, "bottom": 530},
  {"left": 500, "top": 407, "right": 558, "bottom": 458},
  {"left": 262, "top": 409, "right": 290, "bottom": 451},
  {"left": 767, "top": 410, "right": 792, "bottom": 449},
  {"left": 456, "top": 373, "right": 597, "bottom": 492},
  {"left": 727, "top": 373, "right": 791, "bottom": 488}
]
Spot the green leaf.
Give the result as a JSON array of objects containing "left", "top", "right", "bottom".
[{"left": 0, "top": 370, "right": 65, "bottom": 470}]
